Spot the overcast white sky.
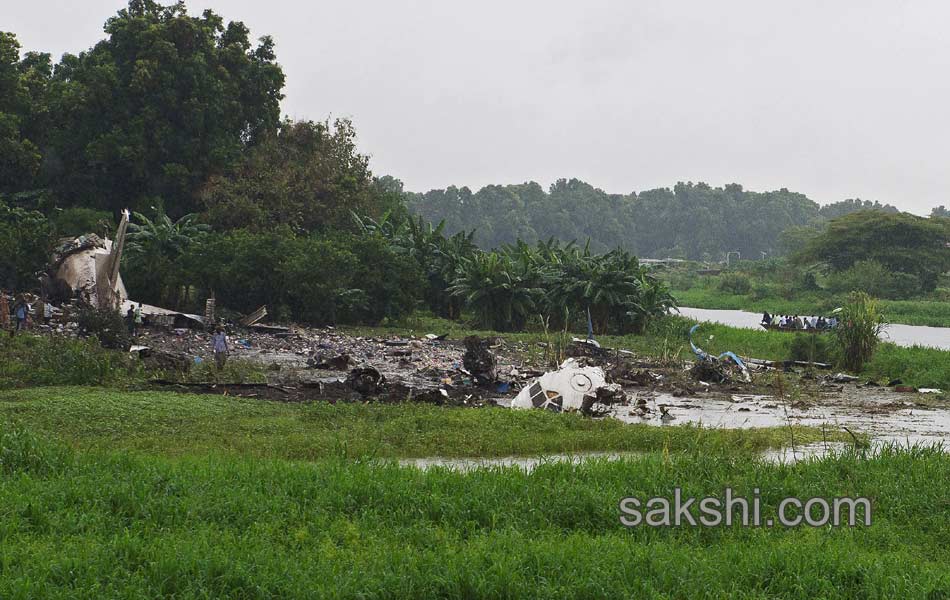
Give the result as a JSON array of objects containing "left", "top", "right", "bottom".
[{"left": 6, "top": 1, "right": 950, "bottom": 213}]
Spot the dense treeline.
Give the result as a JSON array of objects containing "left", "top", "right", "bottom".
[
  {"left": 0, "top": 2, "right": 673, "bottom": 333},
  {"left": 407, "top": 181, "right": 923, "bottom": 260}
]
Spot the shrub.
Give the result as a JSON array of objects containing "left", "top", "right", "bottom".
[
  {"left": 834, "top": 291, "right": 886, "bottom": 372},
  {"left": 717, "top": 272, "right": 752, "bottom": 295},
  {"left": 52, "top": 207, "right": 114, "bottom": 238},
  {"left": 788, "top": 334, "right": 832, "bottom": 364},
  {"left": 76, "top": 304, "right": 131, "bottom": 350},
  {"left": 0, "top": 198, "right": 53, "bottom": 289},
  {"left": 186, "top": 231, "right": 423, "bottom": 326},
  {"left": 0, "top": 334, "right": 139, "bottom": 388},
  {"left": 827, "top": 260, "right": 921, "bottom": 299}
]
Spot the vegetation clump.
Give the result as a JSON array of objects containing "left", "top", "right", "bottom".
[{"left": 833, "top": 292, "right": 886, "bottom": 372}]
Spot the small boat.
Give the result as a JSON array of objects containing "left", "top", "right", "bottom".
[{"left": 760, "top": 323, "right": 830, "bottom": 334}]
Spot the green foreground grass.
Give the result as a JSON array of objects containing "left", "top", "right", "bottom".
[
  {"left": 0, "top": 388, "right": 948, "bottom": 597},
  {"left": 0, "top": 420, "right": 948, "bottom": 598}
]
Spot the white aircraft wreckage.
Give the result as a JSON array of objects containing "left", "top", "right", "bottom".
[
  {"left": 49, "top": 210, "right": 131, "bottom": 309},
  {"left": 48, "top": 209, "right": 205, "bottom": 328},
  {"left": 511, "top": 358, "right": 619, "bottom": 413}
]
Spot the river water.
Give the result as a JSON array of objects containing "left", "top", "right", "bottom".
[{"left": 676, "top": 306, "right": 950, "bottom": 350}]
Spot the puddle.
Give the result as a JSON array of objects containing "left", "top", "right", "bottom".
[
  {"left": 399, "top": 439, "right": 943, "bottom": 473},
  {"left": 398, "top": 451, "right": 640, "bottom": 472}
]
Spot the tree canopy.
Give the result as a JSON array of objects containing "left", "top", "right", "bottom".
[
  {"left": 34, "top": 1, "right": 284, "bottom": 215},
  {"left": 798, "top": 211, "right": 950, "bottom": 292},
  {"left": 0, "top": 32, "right": 51, "bottom": 194},
  {"left": 200, "top": 119, "right": 384, "bottom": 234}
]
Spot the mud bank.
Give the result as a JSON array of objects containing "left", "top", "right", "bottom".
[{"left": 607, "top": 385, "right": 950, "bottom": 448}]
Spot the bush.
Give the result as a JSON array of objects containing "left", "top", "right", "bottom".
[
  {"left": 186, "top": 231, "right": 423, "bottom": 326},
  {"left": 0, "top": 197, "right": 53, "bottom": 289},
  {"left": 834, "top": 291, "right": 886, "bottom": 372},
  {"left": 52, "top": 207, "right": 114, "bottom": 238},
  {"left": 76, "top": 304, "right": 131, "bottom": 350},
  {"left": 827, "top": 260, "right": 921, "bottom": 299},
  {"left": 0, "top": 334, "right": 139, "bottom": 388},
  {"left": 788, "top": 334, "right": 832, "bottom": 364},
  {"left": 717, "top": 272, "right": 752, "bottom": 295}
]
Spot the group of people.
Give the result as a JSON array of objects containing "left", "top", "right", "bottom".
[
  {"left": 6, "top": 292, "right": 232, "bottom": 369},
  {"left": 761, "top": 312, "right": 838, "bottom": 331},
  {"left": 125, "top": 304, "right": 144, "bottom": 336},
  {"left": 4, "top": 294, "right": 53, "bottom": 336}
]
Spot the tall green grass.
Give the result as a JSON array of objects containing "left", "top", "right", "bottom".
[
  {"left": 0, "top": 387, "right": 845, "bottom": 459},
  {"left": 0, "top": 334, "right": 140, "bottom": 388},
  {"left": 0, "top": 426, "right": 947, "bottom": 598}
]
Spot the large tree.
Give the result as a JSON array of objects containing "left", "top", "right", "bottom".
[
  {"left": 798, "top": 211, "right": 950, "bottom": 292},
  {"left": 0, "top": 32, "right": 51, "bottom": 194},
  {"left": 47, "top": 0, "right": 284, "bottom": 215},
  {"left": 200, "top": 118, "right": 386, "bottom": 233}
]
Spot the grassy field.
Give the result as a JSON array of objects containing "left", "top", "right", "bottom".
[
  {"left": 0, "top": 387, "right": 845, "bottom": 459},
  {"left": 0, "top": 415, "right": 948, "bottom": 598}
]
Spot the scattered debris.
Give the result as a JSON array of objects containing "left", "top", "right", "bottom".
[
  {"left": 307, "top": 353, "right": 353, "bottom": 370},
  {"left": 688, "top": 324, "right": 750, "bottom": 383}
]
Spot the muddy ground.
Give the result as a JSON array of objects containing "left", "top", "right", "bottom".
[{"left": 126, "top": 324, "right": 950, "bottom": 451}]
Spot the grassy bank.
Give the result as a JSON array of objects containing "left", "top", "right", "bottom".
[
  {"left": 0, "top": 387, "right": 844, "bottom": 459},
  {"left": 0, "top": 425, "right": 947, "bottom": 598},
  {"left": 673, "top": 286, "right": 950, "bottom": 328}
]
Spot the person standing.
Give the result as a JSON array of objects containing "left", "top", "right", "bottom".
[
  {"left": 212, "top": 326, "right": 229, "bottom": 370},
  {"left": 0, "top": 292, "right": 9, "bottom": 333},
  {"left": 12, "top": 295, "right": 29, "bottom": 335},
  {"left": 133, "top": 303, "right": 144, "bottom": 332},
  {"left": 42, "top": 300, "right": 53, "bottom": 325},
  {"left": 126, "top": 306, "right": 136, "bottom": 335}
]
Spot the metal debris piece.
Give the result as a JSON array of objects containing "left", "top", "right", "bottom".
[
  {"left": 463, "top": 336, "right": 497, "bottom": 384},
  {"left": 346, "top": 367, "right": 385, "bottom": 395},
  {"left": 52, "top": 211, "right": 131, "bottom": 309},
  {"left": 567, "top": 338, "right": 609, "bottom": 359},
  {"left": 688, "top": 324, "right": 750, "bottom": 383},
  {"left": 831, "top": 373, "right": 860, "bottom": 383},
  {"left": 511, "top": 358, "right": 607, "bottom": 413},
  {"left": 240, "top": 305, "right": 268, "bottom": 327},
  {"left": 204, "top": 297, "right": 216, "bottom": 324},
  {"left": 307, "top": 353, "right": 353, "bottom": 370}
]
